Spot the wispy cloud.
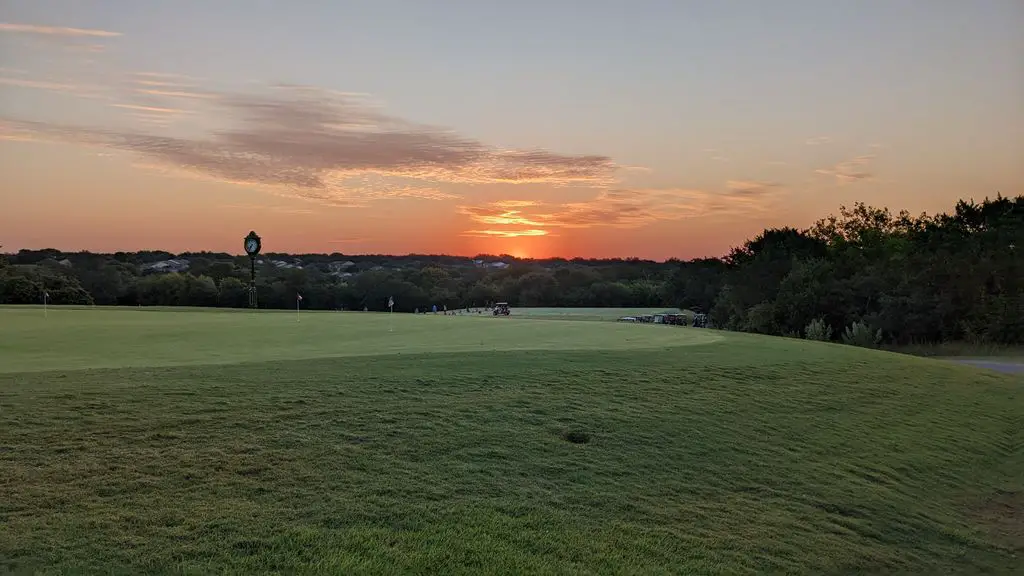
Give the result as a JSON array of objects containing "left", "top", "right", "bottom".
[
  {"left": 493, "top": 200, "right": 540, "bottom": 208},
  {"left": 0, "top": 75, "right": 107, "bottom": 98},
  {"left": 66, "top": 43, "right": 107, "bottom": 53},
  {"left": 805, "top": 136, "right": 833, "bottom": 146},
  {"left": 0, "top": 21, "right": 121, "bottom": 55},
  {"left": 114, "top": 73, "right": 220, "bottom": 110},
  {"left": 726, "top": 180, "right": 782, "bottom": 196},
  {"left": 458, "top": 200, "right": 548, "bottom": 235},
  {"left": 353, "top": 185, "right": 460, "bottom": 201},
  {"left": 134, "top": 88, "right": 217, "bottom": 99},
  {"left": 554, "top": 189, "right": 706, "bottom": 229},
  {"left": 0, "top": 22, "right": 121, "bottom": 37},
  {"left": 463, "top": 229, "right": 549, "bottom": 238},
  {"left": 1, "top": 83, "right": 620, "bottom": 205},
  {"left": 111, "top": 103, "right": 187, "bottom": 114},
  {"left": 0, "top": 76, "right": 79, "bottom": 92},
  {"left": 459, "top": 206, "right": 548, "bottom": 227},
  {"left": 459, "top": 183, "right": 784, "bottom": 238},
  {"left": 816, "top": 154, "right": 876, "bottom": 183},
  {"left": 133, "top": 79, "right": 181, "bottom": 88},
  {"left": 128, "top": 72, "right": 205, "bottom": 89},
  {"left": 133, "top": 72, "right": 195, "bottom": 79},
  {"left": 124, "top": 159, "right": 369, "bottom": 208},
  {"left": 618, "top": 164, "right": 652, "bottom": 173},
  {"left": 128, "top": 114, "right": 174, "bottom": 127},
  {"left": 0, "top": 123, "right": 37, "bottom": 142},
  {"left": 557, "top": 185, "right": 780, "bottom": 226}
]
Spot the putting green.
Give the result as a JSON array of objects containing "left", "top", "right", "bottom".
[{"left": 0, "top": 307, "right": 722, "bottom": 373}]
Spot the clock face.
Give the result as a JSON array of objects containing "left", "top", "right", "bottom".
[{"left": 245, "top": 238, "right": 259, "bottom": 254}]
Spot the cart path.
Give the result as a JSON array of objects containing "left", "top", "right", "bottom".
[{"left": 952, "top": 359, "right": 1024, "bottom": 374}]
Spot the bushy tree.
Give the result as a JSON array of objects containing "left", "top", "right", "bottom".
[
  {"left": 804, "top": 318, "right": 833, "bottom": 342},
  {"left": 842, "top": 321, "right": 883, "bottom": 348}
]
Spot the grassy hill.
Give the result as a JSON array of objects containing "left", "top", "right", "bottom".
[{"left": 0, "top": 307, "right": 1020, "bottom": 574}]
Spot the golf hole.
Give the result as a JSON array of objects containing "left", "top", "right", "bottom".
[{"left": 562, "top": 430, "right": 590, "bottom": 444}]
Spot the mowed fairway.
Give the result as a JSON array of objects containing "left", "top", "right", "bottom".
[
  {"left": 1, "top": 308, "right": 1021, "bottom": 574},
  {"left": 0, "top": 307, "right": 718, "bottom": 374}
]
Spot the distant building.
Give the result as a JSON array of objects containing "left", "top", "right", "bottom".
[
  {"left": 327, "top": 261, "right": 356, "bottom": 277},
  {"left": 142, "top": 259, "right": 190, "bottom": 273},
  {"left": 474, "top": 260, "right": 509, "bottom": 269}
]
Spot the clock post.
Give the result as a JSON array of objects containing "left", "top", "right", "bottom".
[{"left": 243, "top": 231, "right": 261, "bottom": 309}]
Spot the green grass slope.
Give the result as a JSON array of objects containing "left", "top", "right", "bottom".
[{"left": 0, "top": 308, "right": 1020, "bottom": 574}]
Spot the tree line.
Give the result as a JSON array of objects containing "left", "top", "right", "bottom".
[{"left": 1, "top": 195, "right": 1020, "bottom": 345}]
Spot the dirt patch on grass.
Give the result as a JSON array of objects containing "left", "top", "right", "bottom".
[{"left": 969, "top": 489, "right": 1023, "bottom": 551}]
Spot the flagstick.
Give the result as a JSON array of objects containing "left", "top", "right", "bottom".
[
  {"left": 388, "top": 296, "right": 395, "bottom": 332},
  {"left": 43, "top": 293, "right": 47, "bottom": 319},
  {"left": 296, "top": 295, "right": 300, "bottom": 322}
]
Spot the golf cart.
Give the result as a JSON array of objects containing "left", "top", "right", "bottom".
[{"left": 493, "top": 302, "right": 510, "bottom": 316}]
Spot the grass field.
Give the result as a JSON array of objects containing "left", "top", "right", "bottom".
[{"left": 1, "top": 307, "right": 1021, "bottom": 574}]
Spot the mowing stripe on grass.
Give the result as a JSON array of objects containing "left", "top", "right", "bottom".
[{"left": 0, "top": 307, "right": 722, "bottom": 373}]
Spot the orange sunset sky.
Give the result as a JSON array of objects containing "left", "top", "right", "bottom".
[{"left": 1, "top": 1, "right": 1022, "bottom": 260}]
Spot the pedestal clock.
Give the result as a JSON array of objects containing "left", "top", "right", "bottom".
[{"left": 243, "top": 231, "right": 261, "bottom": 308}]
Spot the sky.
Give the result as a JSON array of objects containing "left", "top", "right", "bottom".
[{"left": 1, "top": 0, "right": 1021, "bottom": 260}]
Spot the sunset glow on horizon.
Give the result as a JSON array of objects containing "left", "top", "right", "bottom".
[{"left": 2, "top": 1, "right": 1021, "bottom": 261}]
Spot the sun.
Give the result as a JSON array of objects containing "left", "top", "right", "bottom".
[{"left": 509, "top": 247, "right": 530, "bottom": 259}]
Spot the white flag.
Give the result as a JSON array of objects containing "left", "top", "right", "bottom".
[
  {"left": 297, "top": 293, "right": 303, "bottom": 301},
  {"left": 388, "top": 296, "right": 394, "bottom": 308}
]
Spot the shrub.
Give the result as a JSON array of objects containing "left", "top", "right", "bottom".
[
  {"left": 743, "top": 302, "right": 776, "bottom": 334},
  {"left": 804, "top": 318, "right": 833, "bottom": 341},
  {"left": 842, "top": 320, "right": 882, "bottom": 348}
]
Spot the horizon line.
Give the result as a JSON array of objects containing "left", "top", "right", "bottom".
[{"left": 3, "top": 246, "right": 709, "bottom": 264}]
